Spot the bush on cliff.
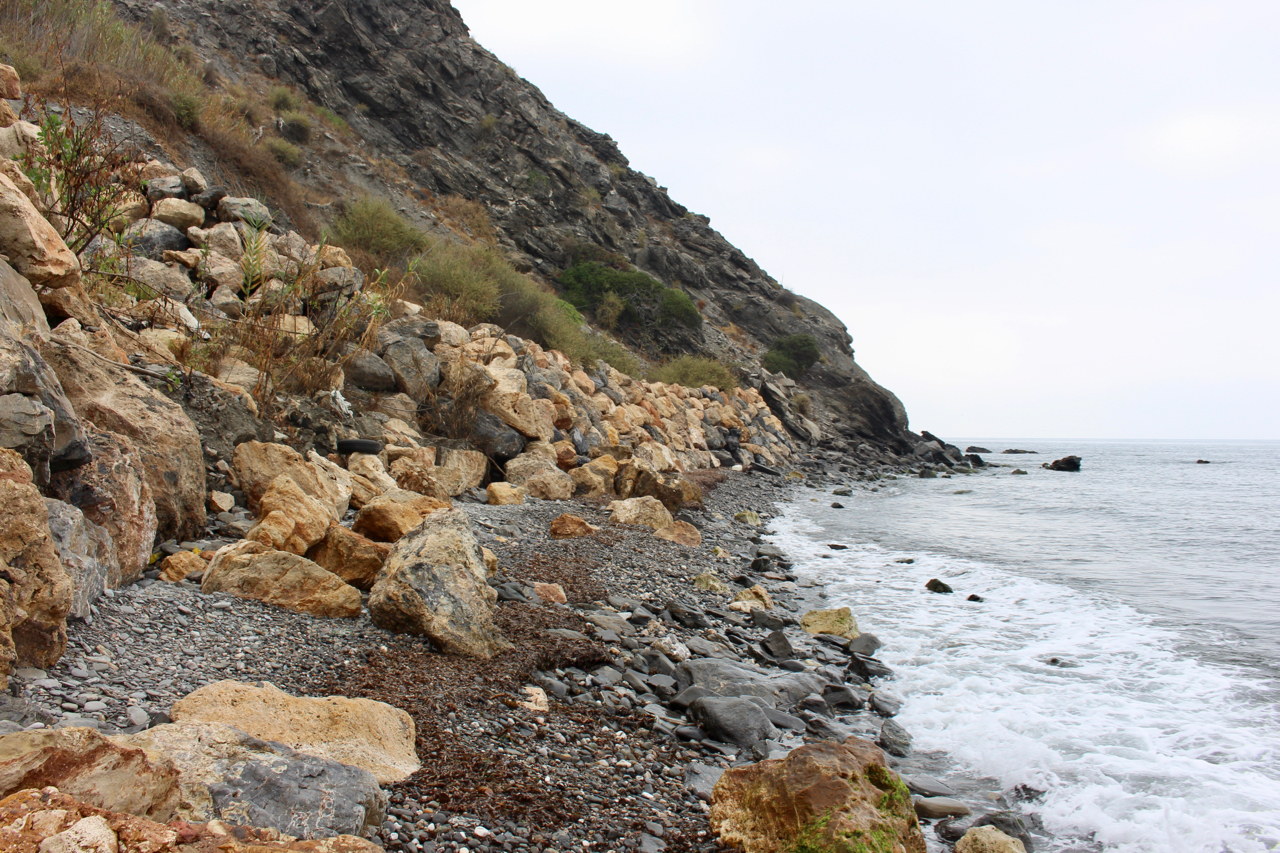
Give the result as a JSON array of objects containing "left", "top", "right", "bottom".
[
  {"left": 650, "top": 356, "right": 736, "bottom": 391},
  {"left": 330, "top": 198, "right": 430, "bottom": 267},
  {"left": 763, "top": 333, "right": 821, "bottom": 379},
  {"left": 559, "top": 254, "right": 701, "bottom": 331}
]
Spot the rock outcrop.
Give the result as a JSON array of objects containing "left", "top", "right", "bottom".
[{"left": 201, "top": 541, "right": 362, "bottom": 619}]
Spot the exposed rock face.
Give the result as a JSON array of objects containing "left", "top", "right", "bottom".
[
  {"left": 368, "top": 507, "right": 511, "bottom": 658},
  {"left": 169, "top": 680, "right": 419, "bottom": 785},
  {"left": 0, "top": 171, "right": 80, "bottom": 289},
  {"left": 201, "top": 541, "right": 362, "bottom": 619},
  {"left": 44, "top": 499, "right": 119, "bottom": 620},
  {"left": 117, "top": 721, "right": 386, "bottom": 837},
  {"left": 41, "top": 341, "right": 205, "bottom": 540},
  {"left": 232, "top": 442, "right": 349, "bottom": 519},
  {"left": 0, "top": 449, "right": 72, "bottom": 677},
  {"left": 0, "top": 726, "right": 180, "bottom": 820},
  {"left": 710, "top": 737, "right": 925, "bottom": 853},
  {"left": 1045, "top": 455, "right": 1082, "bottom": 472},
  {"left": 0, "top": 321, "right": 87, "bottom": 485},
  {"left": 245, "top": 475, "right": 334, "bottom": 555},
  {"left": 352, "top": 491, "right": 450, "bottom": 543}
]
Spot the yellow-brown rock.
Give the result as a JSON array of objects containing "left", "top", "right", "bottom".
[
  {"left": 533, "top": 582, "right": 567, "bottom": 604},
  {"left": 710, "top": 737, "right": 924, "bottom": 853},
  {"left": 248, "top": 475, "right": 333, "bottom": 555},
  {"left": 305, "top": 526, "right": 389, "bottom": 591},
  {"left": 389, "top": 455, "right": 451, "bottom": 500},
  {"left": 956, "top": 826, "right": 1027, "bottom": 853},
  {"left": 800, "top": 607, "right": 860, "bottom": 640},
  {"left": 730, "top": 584, "right": 773, "bottom": 611},
  {"left": 524, "top": 467, "right": 574, "bottom": 501},
  {"left": 0, "top": 727, "right": 180, "bottom": 820},
  {"left": 552, "top": 439, "right": 578, "bottom": 470},
  {"left": 346, "top": 452, "right": 398, "bottom": 494},
  {"left": 569, "top": 465, "right": 611, "bottom": 498},
  {"left": 170, "top": 680, "right": 419, "bottom": 785},
  {"left": 158, "top": 551, "right": 204, "bottom": 583},
  {"left": 607, "top": 496, "right": 674, "bottom": 531},
  {"left": 352, "top": 491, "right": 450, "bottom": 543},
  {"left": 549, "top": 513, "right": 599, "bottom": 539},
  {"left": 201, "top": 541, "right": 362, "bottom": 619},
  {"left": 486, "top": 482, "right": 526, "bottom": 505},
  {"left": 654, "top": 521, "right": 702, "bottom": 548},
  {"left": 317, "top": 244, "right": 352, "bottom": 269},
  {"left": 232, "top": 442, "right": 349, "bottom": 519},
  {"left": 0, "top": 171, "right": 80, "bottom": 289},
  {"left": 480, "top": 546, "right": 498, "bottom": 575}
]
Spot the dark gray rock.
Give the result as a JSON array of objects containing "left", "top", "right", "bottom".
[
  {"left": 0, "top": 328, "right": 88, "bottom": 485},
  {"left": 676, "top": 658, "right": 825, "bottom": 708},
  {"left": 683, "top": 762, "right": 724, "bottom": 802},
  {"left": 144, "top": 175, "right": 187, "bottom": 202},
  {"left": 903, "top": 774, "right": 957, "bottom": 798},
  {"left": 45, "top": 499, "right": 118, "bottom": 619},
  {"left": 926, "top": 578, "right": 954, "bottom": 594},
  {"left": 382, "top": 338, "right": 441, "bottom": 402},
  {"left": 760, "top": 630, "right": 794, "bottom": 660},
  {"left": 846, "top": 632, "right": 883, "bottom": 657},
  {"left": 871, "top": 690, "right": 904, "bottom": 717},
  {"left": 469, "top": 409, "right": 526, "bottom": 462},
  {"left": 972, "top": 811, "right": 1037, "bottom": 852},
  {"left": 689, "top": 696, "right": 779, "bottom": 747},
  {"left": 120, "top": 219, "right": 190, "bottom": 260},
  {"left": 878, "top": 718, "right": 912, "bottom": 757},
  {"left": 343, "top": 350, "right": 397, "bottom": 393}
]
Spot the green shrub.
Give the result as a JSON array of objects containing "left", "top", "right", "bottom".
[
  {"left": 330, "top": 197, "right": 429, "bottom": 265},
  {"left": 264, "top": 137, "right": 301, "bottom": 168},
  {"left": 594, "top": 291, "right": 625, "bottom": 330},
  {"left": 763, "top": 333, "right": 821, "bottom": 379},
  {"left": 559, "top": 260, "right": 663, "bottom": 324},
  {"left": 280, "top": 111, "right": 312, "bottom": 143},
  {"left": 314, "top": 106, "right": 349, "bottom": 133},
  {"left": 659, "top": 288, "right": 701, "bottom": 329},
  {"left": 650, "top": 356, "right": 736, "bottom": 391},
  {"left": 793, "top": 392, "right": 811, "bottom": 416},
  {"left": 409, "top": 241, "right": 504, "bottom": 324},
  {"left": 269, "top": 86, "right": 300, "bottom": 113},
  {"left": 170, "top": 92, "right": 201, "bottom": 129},
  {"left": 479, "top": 113, "right": 498, "bottom": 135}
]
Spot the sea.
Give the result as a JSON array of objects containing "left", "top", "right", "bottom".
[{"left": 766, "top": 440, "right": 1280, "bottom": 853}]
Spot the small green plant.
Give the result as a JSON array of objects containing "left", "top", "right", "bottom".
[
  {"left": 594, "top": 291, "right": 626, "bottom": 331},
  {"left": 269, "top": 85, "right": 300, "bottom": 113},
  {"left": 608, "top": 162, "right": 626, "bottom": 179},
  {"left": 576, "top": 186, "right": 601, "bottom": 208},
  {"left": 763, "top": 333, "right": 821, "bottom": 379},
  {"left": 478, "top": 113, "right": 498, "bottom": 135},
  {"left": 526, "top": 169, "right": 549, "bottom": 191},
  {"left": 314, "top": 106, "right": 349, "bottom": 133},
  {"left": 171, "top": 92, "right": 201, "bottom": 129},
  {"left": 264, "top": 136, "right": 301, "bottom": 167},
  {"left": 649, "top": 356, "right": 736, "bottom": 391},
  {"left": 280, "top": 111, "right": 311, "bottom": 143}
]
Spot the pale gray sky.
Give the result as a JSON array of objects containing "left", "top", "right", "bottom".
[{"left": 451, "top": 0, "right": 1280, "bottom": 440}]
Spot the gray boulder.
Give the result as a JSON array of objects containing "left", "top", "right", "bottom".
[
  {"left": 878, "top": 718, "right": 912, "bottom": 757},
  {"left": 676, "top": 658, "right": 826, "bottom": 708},
  {"left": 217, "top": 196, "right": 271, "bottom": 225},
  {"left": 689, "top": 696, "right": 779, "bottom": 747},
  {"left": 382, "top": 337, "right": 440, "bottom": 401},
  {"left": 468, "top": 409, "right": 526, "bottom": 461},
  {"left": 44, "top": 498, "right": 118, "bottom": 619},
  {"left": 120, "top": 219, "right": 189, "bottom": 260},
  {"left": 144, "top": 175, "right": 187, "bottom": 203},
  {"left": 0, "top": 326, "right": 88, "bottom": 484},
  {"left": 343, "top": 349, "right": 396, "bottom": 392}
]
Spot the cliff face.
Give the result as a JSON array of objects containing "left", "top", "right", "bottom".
[{"left": 111, "top": 0, "right": 912, "bottom": 451}]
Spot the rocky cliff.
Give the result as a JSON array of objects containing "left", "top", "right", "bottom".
[{"left": 110, "top": 0, "right": 913, "bottom": 451}]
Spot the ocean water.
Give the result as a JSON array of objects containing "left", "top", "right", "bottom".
[{"left": 767, "top": 440, "right": 1280, "bottom": 853}]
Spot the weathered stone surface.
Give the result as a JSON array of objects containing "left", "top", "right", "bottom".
[
  {"left": 0, "top": 450, "right": 72, "bottom": 678},
  {"left": 654, "top": 520, "right": 702, "bottom": 547},
  {"left": 957, "top": 826, "right": 1027, "bottom": 853},
  {"left": 0, "top": 726, "right": 180, "bottom": 820},
  {"left": 44, "top": 499, "right": 118, "bottom": 620},
  {"left": 159, "top": 550, "right": 204, "bottom": 583},
  {"left": 690, "top": 697, "right": 779, "bottom": 747},
  {"left": 369, "top": 508, "right": 511, "bottom": 658},
  {"left": 119, "top": 219, "right": 190, "bottom": 262},
  {"left": 217, "top": 196, "right": 271, "bottom": 224},
  {"left": 524, "top": 467, "right": 574, "bottom": 501},
  {"left": 710, "top": 737, "right": 925, "bottom": 853},
  {"left": 549, "top": 513, "right": 598, "bottom": 539},
  {"left": 0, "top": 65, "right": 19, "bottom": 99},
  {"left": 532, "top": 582, "right": 567, "bottom": 604},
  {"left": 503, "top": 451, "right": 557, "bottom": 486},
  {"left": 42, "top": 341, "right": 205, "bottom": 540},
  {"left": 435, "top": 448, "right": 487, "bottom": 492},
  {"left": 306, "top": 526, "right": 389, "bottom": 591},
  {"left": 0, "top": 257, "right": 47, "bottom": 334},
  {"left": 117, "top": 721, "right": 386, "bottom": 837},
  {"left": 731, "top": 584, "right": 773, "bottom": 611},
  {"left": 343, "top": 349, "right": 396, "bottom": 392},
  {"left": 150, "top": 198, "right": 205, "bottom": 232},
  {"left": 49, "top": 427, "right": 156, "bottom": 586},
  {"left": 202, "top": 541, "right": 362, "bottom": 619},
  {"left": 382, "top": 337, "right": 440, "bottom": 401},
  {"left": 608, "top": 496, "right": 674, "bottom": 530},
  {"left": 0, "top": 323, "right": 87, "bottom": 484},
  {"left": 388, "top": 454, "right": 451, "bottom": 500},
  {"left": 800, "top": 607, "right": 860, "bottom": 640},
  {"left": 569, "top": 464, "right": 611, "bottom": 498},
  {"left": 352, "top": 491, "right": 450, "bottom": 543},
  {"left": 677, "top": 658, "right": 825, "bottom": 708},
  {"left": 693, "top": 572, "right": 730, "bottom": 593},
  {"left": 487, "top": 482, "right": 525, "bottom": 505},
  {"left": 170, "top": 680, "right": 419, "bottom": 785},
  {"left": 346, "top": 453, "right": 397, "bottom": 494},
  {"left": 0, "top": 172, "right": 79, "bottom": 289},
  {"left": 246, "top": 475, "right": 333, "bottom": 555},
  {"left": 188, "top": 221, "right": 244, "bottom": 260},
  {"left": 232, "top": 442, "right": 348, "bottom": 519}
]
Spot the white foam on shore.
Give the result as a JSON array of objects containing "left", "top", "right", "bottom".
[{"left": 770, "top": 504, "right": 1280, "bottom": 853}]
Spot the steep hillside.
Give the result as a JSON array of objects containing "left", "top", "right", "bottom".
[{"left": 109, "top": 0, "right": 914, "bottom": 452}]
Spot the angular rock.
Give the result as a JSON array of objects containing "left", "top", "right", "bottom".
[
  {"left": 382, "top": 337, "right": 441, "bottom": 402},
  {"left": 368, "top": 508, "right": 511, "bottom": 658},
  {"left": 305, "top": 526, "right": 389, "bottom": 591},
  {"left": 352, "top": 491, "right": 450, "bottom": 543},
  {"left": 232, "top": 441, "right": 348, "bottom": 519},
  {"left": 549, "top": 513, "right": 598, "bottom": 539},
  {"left": 487, "top": 482, "right": 526, "bottom": 505},
  {"left": 878, "top": 719, "right": 913, "bottom": 757},
  {"left": 202, "top": 541, "right": 362, "bottom": 619},
  {"left": 246, "top": 475, "right": 333, "bottom": 555},
  {"left": 710, "top": 737, "right": 924, "bottom": 853},
  {"left": 0, "top": 171, "right": 79, "bottom": 289},
  {"left": 343, "top": 350, "right": 396, "bottom": 392},
  {"left": 118, "top": 721, "right": 386, "bottom": 837},
  {"left": 151, "top": 198, "right": 205, "bottom": 231},
  {"left": 524, "top": 466, "right": 574, "bottom": 501},
  {"left": 654, "top": 521, "right": 701, "bottom": 547},
  {"left": 608, "top": 496, "right": 674, "bottom": 530},
  {"left": 44, "top": 499, "right": 118, "bottom": 620},
  {"left": 217, "top": 196, "right": 271, "bottom": 224},
  {"left": 532, "top": 582, "right": 566, "bottom": 604},
  {"left": 0, "top": 322, "right": 87, "bottom": 484},
  {"left": 119, "top": 219, "right": 190, "bottom": 261},
  {"left": 159, "top": 550, "right": 204, "bottom": 583},
  {"left": 388, "top": 454, "right": 452, "bottom": 500},
  {"left": 677, "top": 658, "right": 825, "bottom": 708},
  {"left": 0, "top": 726, "right": 180, "bottom": 820},
  {"left": 800, "top": 607, "right": 860, "bottom": 640},
  {"left": 0, "top": 257, "right": 47, "bottom": 333},
  {"left": 469, "top": 408, "right": 526, "bottom": 462},
  {"left": 689, "top": 696, "right": 779, "bottom": 747},
  {"left": 731, "top": 584, "right": 773, "bottom": 611}
]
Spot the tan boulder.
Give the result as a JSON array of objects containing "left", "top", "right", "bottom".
[
  {"left": 549, "top": 513, "right": 599, "bottom": 539},
  {"left": 42, "top": 341, "right": 205, "bottom": 540},
  {"left": 108, "top": 191, "right": 150, "bottom": 233},
  {"left": 150, "top": 197, "right": 205, "bottom": 231},
  {"left": 352, "top": 490, "right": 450, "bottom": 543},
  {"left": 202, "top": 541, "right": 362, "bottom": 619},
  {"left": 435, "top": 447, "right": 487, "bottom": 493},
  {"left": 0, "top": 171, "right": 80, "bottom": 289},
  {"left": 306, "top": 526, "right": 389, "bottom": 591},
  {"left": 317, "top": 244, "right": 352, "bottom": 269},
  {"left": 368, "top": 508, "right": 510, "bottom": 659},
  {"left": 570, "top": 464, "right": 611, "bottom": 498},
  {"left": 524, "top": 467, "right": 574, "bottom": 501},
  {"left": 694, "top": 572, "right": 730, "bottom": 593},
  {"left": 0, "top": 787, "right": 382, "bottom": 853},
  {"left": 231, "top": 441, "right": 348, "bottom": 519},
  {"left": 245, "top": 475, "right": 333, "bottom": 555},
  {"left": 710, "top": 737, "right": 924, "bottom": 853},
  {"left": 533, "top": 582, "right": 567, "bottom": 604},
  {"left": 503, "top": 451, "right": 557, "bottom": 486},
  {"left": 486, "top": 482, "right": 525, "bottom": 505},
  {"left": 159, "top": 550, "right": 204, "bottom": 583},
  {"left": 800, "top": 607, "right": 860, "bottom": 640},
  {"left": 346, "top": 452, "right": 398, "bottom": 494},
  {"left": 608, "top": 496, "right": 674, "bottom": 531},
  {"left": 0, "top": 726, "right": 180, "bottom": 820},
  {"left": 0, "top": 65, "right": 19, "bottom": 99},
  {"left": 0, "top": 449, "right": 72, "bottom": 677},
  {"left": 654, "top": 521, "right": 702, "bottom": 548},
  {"left": 634, "top": 441, "right": 678, "bottom": 472},
  {"left": 389, "top": 454, "right": 451, "bottom": 500},
  {"left": 188, "top": 221, "right": 244, "bottom": 260},
  {"left": 480, "top": 546, "right": 498, "bottom": 574},
  {"left": 483, "top": 383, "right": 554, "bottom": 442},
  {"left": 730, "top": 584, "right": 774, "bottom": 611},
  {"left": 170, "top": 680, "right": 419, "bottom": 785},
  {"left": 956, "top": 826, "right": 1027, "bottom": 853},
  {"left": 552, "top": 439, "right": 578, "bottom": 470}
]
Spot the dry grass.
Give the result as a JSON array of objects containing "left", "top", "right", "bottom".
[{"left": 433, "top": 194, "right": 497, "bottom": 245}]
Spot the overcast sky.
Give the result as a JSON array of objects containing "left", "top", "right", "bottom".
[{"left": 450, "top": 0, "right": 1279, "bottom": 440}]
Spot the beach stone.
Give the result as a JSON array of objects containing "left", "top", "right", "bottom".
[
  {"left": 913, "top": 796, "right": 971, "bottom": 818},
  {"left": 733, "top": 510, "right": 761, "bottom": 526},
  {"left": 0, "top": 726, "right": 180, "bottom": 819},
  {"left": 677, "top": 658, "right": 825, "bottom": 708},
  {"left": 926, "top": 578, "right": 954, "bottom": 594},
  {"left": 730, "top": 584, "right": 773, "bottom": 611},
  {"left": 684, "top": 762, "right": 724, "bottom": 803},
  {"left": 800, "top": 607, "right": 860, "bottom": 640},
  {"left": 549, "top": 513, "right": 598, "bottom": 539},
  {"left": 305, "top": 526, "right": 389, "bottom": 591},
  {"left": 970, "top": 812, "right": 1036, "bottom": 852},
  {"left": 878, "top": 719, "right": 912, "bottom": 757},
  {"left": 690, "top": 697, "right": 779, "bottom": 747},
  {"left": 608, "top": 496, "right": 674, "bottom": 530},
  {"left": 170, "top": 680, "right": 419, "bottom": 785},
  {"left": 957, "top": 826, "right": 1027, "bottom": 853},
  {"left": 525, "top": 467, "right": 574, "bottom": 501},
  {"left": 246, "top": 475, "right": 333, "bottom": 555},
  {"left": 201, "top": 541, "right": 362, "bottom": 619},
  {"left": 532, "top": 582, "right": 567, "bottom": 604},
  {"left": 710, "top": 737, "right": 924, "bottom": 853},
  {"left": 159, "top": 550, "right": 204, "bottom": 583},
  {"left": 487, "top": 482, "right": 526, "bottom": 505},
  {"left": 654, "top": 520, "right": 701, "bottom": 547},
  {"left": 368, "top": 508, "right": 511, "bottom": 658},
  {"left": 352, "top": 491, "right": 450, "bottom": 543},
  {"left": 117, "top": 721, "right": 386, "bottom": 836},
  {"left": 693, "top": 572, "right": 729, "bottom": 593}
]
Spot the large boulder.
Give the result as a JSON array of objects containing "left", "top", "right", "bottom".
[
  {"left": 44, "top": 499, "right": 119, "bottom": 620},
  {"left": 232, "top": 441, "right": 348, "bottom": 519},
  {"left": 0, "top": 449, "right": 72, "bottom": 678},
  {"left": 469, "top": 408, "right": 526, "bottom": 461},
  {"left": 0, "top": 726, "right": 180, "bottom": 820},
  {"left": 0, "top": 257, "right": 47, "bottom": 334},
  {"left": 169, "top": 681, "right": 419, "bottom": 785},
  {"left": 352, "top": 490, "right": 450, "bottom": 543},
  {"left": 201, "top": 541, "right": 362, "bottom": 619},
  {"left": 305, "top": 526, "right": 389, "bottom": 591},
  {"left": 690, "top": 696, "right": 779, "bottom": 747},
  {"left": 117, "top": 721, "right": 386, "bottom": 837},
  {"left": 382, "top": 338, "right": 440, "bottom": 401},
  {"left": 368, "top": 508, "right": 511, "bottom": 658},
  {"left": 0, "top": 171, "right": 79, "bottom": 289},
  {"left": 524, "top": 467, "right": 574, "bottom": 501},
  {"left": 710, "top": 737, "right": 925, "bottom": 853},
  {"left": 245, "top": 475, "right": 333, "bottom": 555},
  {"left": 608, "top": 496, "right": 674, "bottom": 530},
  {"left": 41, "top": 341, "right": 205, "bottom": 540},
  {"left": 343, "top": 349, "right": 396, "bottom": 392},
  {"left": 800, "top": 607, "right": 860, "bottom": 640},
  {"left": 0, "top": 323, "right": 88, "bottom": 485},
  {"left": 676, "top": 658, "right": 825, "bottom": 708},
  {"left": 119, "top": 218, "right": 190, "bottom": 261},
  {"left": 49, "top": 426, "right": 157, "bottom": 586}
]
